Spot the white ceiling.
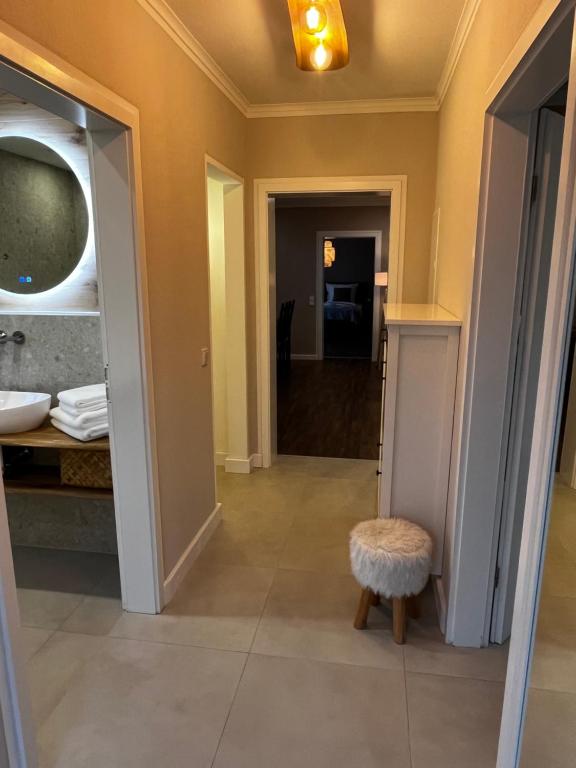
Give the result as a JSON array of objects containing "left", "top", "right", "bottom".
[{"left": 163, "top": 0, "right": 468, "bottom": 105}]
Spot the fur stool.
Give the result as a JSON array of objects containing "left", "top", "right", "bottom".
[{"left": 350, "top": 518, "right": 432, "bottom": 644}]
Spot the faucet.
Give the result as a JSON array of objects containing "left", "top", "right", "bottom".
[{"left": 0, "top": 330, "right": 26, "bottom": 345}]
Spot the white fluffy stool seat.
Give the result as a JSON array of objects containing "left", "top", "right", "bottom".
[
  {"left": 350, "top": 518, "right": 433, "bottom": 643},
  {"left": 350, "top": 518, "right": 432, "bottom": 598}
]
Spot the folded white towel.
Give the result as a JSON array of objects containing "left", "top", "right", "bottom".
[
  {"left": 58, "top": 401, "right": 98, "bottom": 419},
  {"left": 50, "top": 406, "right": 108, "bottom": 430},
  {"left": 51, "top": 419, "right": 109, "bottom": 442},
  {"left": 58, "top": 384, "right": 106, "bottom": 412}
]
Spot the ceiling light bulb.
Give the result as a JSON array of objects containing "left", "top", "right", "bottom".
[
  {"left": 303, "top": 3, "right": 327, "bottom": 34},
  {"left": 311, "top": 42, "right": 332, "bottom": 70}
]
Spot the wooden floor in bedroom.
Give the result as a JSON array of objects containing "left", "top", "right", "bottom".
[{"left": 277, "top": 359, "right": 383, "bottom": 460}]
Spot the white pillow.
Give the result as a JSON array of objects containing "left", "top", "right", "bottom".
[{"left": 326, "top": 282, "right": 359, "bottom": 303}]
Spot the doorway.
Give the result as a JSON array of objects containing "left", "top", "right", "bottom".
[
  {"left": 206, "top": 158, "right": 250, "bottom": 475},
  {"left": 491, "top": 92, "right": 566, "bottom": 645},
  {"left": 445, "top": 4, "right": 575, "bottom": 650},
  {"left": 272, "top": 194, "right": 389, "bottom": 460},
  {"left": 0, "top": 32, "right": 161, "bottom": 766},
  {"left": 254, "top": 177, "right": 406, "bottom": 467},
  {"left": 516, "top": 273, "right": 576, "bottom": 765},
  {"left": 447, "top": 3, "right": 576, "bottom": 765},
  {"left": 316, "top": 231, "right": 383, "bottom": 361}
]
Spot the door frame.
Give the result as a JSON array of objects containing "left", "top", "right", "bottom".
[
  {"left": 315, "top": 230, "right": 383, "bottom": 362},
  {"left": 497, "top": 8, "right": 576, "bottom": 764},
  {"left": 445, "top": 0, "right": 575, "bottom": 648},
  {"left": 205, "top": 156, "right": 250, "bottom": 473},
  {"left": 490, "top": 108, "right": 565, "bottom": 645},
  {"left": 0, "top": 19, "right": 163, "bottom": 766},
  {"left": 254, "top": 175, "right": 406, "bottom": 468}
]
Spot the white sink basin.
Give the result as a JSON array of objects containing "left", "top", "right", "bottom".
[{"left": 0, "top": 391, "right": 51, "bottom": 434}]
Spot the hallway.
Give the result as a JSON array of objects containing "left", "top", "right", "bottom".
[{"left": 20, "top": 457, "right": 507, "bottom": 767}]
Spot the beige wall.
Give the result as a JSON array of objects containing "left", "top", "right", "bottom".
[
  {"left": 0, "top": 2, "right": 441, "bottom": 577},
  {"left": 275, "top": 205, "right": 390, "bottom": 356},
  {"left": 0, "top": 0, "right": 247, "bottom": 575},
  {"left": 435, "top": 0, "right": 549, "bottom": 318},
  {"left": 433, "top": 0, "right": 554, "bottom": 601},
  {"left": 245, "top": 112, "right": 439, "bottom": 449}
]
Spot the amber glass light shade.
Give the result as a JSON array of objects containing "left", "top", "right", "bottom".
[
  {"left": 324, "top": 239, "right": 336, "bottom": 267},
  {"left": 286, "top": 0, "right": 349, "bottom": 72}
]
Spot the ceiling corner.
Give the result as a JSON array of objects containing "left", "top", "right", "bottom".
[
  {"left": 436, "top": 0, "right": 482, "bottom": 105},
  {"left": 136, "top": 0, "right": 250, "bottom": 116}
]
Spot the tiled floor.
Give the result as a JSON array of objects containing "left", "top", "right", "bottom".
[
  {"left": 17, "top": 456, "right": 508, "bottom": 767},
  {"left": 520, "top": 481, "right": 576, "bottom": 767}
]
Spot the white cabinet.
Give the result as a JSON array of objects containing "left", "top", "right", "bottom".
[{"left": 378, "top": 304, "right": 461, "bottom": 574}]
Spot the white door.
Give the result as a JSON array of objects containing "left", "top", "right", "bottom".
[{"left": 491, "top": 108, "right": 565, "bottom": 644}]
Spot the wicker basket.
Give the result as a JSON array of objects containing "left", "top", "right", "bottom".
[{"left": 60, "top": 450, "right": 113, "bottom": 489}]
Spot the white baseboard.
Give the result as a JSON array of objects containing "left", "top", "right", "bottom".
[
  {"left": 225, "top": 456, "right": 252, "bottom": 474},
  {"left": 250, "top": 453, "right": 263, "bottom": 469},
  {"left": 221, "top": 454, "right": 262, "bottom": 473},
  {"left": 433, "top": 576, "right": 447, "bottom": 635},
  {"left": 163, "top": 503, "right": 222, "bottom": 604},
  {"left": 291, "top": 353, "right": 318, "bottom": 360},
  {"left": 215, "top": 452, "right": 227, "bottom": 467}
]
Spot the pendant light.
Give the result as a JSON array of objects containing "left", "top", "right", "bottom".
[{"left": 286, "top": 1, "right": 349, "bottom": 72}]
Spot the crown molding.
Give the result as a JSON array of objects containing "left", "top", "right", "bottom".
[
  {"left": 138, "top": 0, "right": 447, "bottom": 118},
  {"left": 136, "top": 0, "right": 249, "bottom": 116},
  {"left": 436, "top": 0, "right": 482, "bottom": 104},
  {"left": 246, "top": 96, "right": 439, "bottom": 118}
]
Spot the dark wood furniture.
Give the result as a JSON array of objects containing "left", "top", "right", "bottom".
[{"left": 277, "top": 299, "right": 295, "bottom": 369}]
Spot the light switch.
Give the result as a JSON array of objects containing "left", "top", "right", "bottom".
[
  {"left": 201, "top": 347, "right": 209, "bottom": 367},
  {"left": 309, "top": 295, "right": 315, "bottom": 306}
]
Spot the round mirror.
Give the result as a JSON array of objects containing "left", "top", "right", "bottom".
[{"left": 0, "top": 137, "right": 89, "bottom": 294}]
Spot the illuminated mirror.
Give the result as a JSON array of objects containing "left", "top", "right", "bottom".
[{"left": 0, "top": 136, "right": 89, "bottom": 294}]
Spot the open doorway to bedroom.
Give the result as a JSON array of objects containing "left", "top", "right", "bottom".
[{"left": 274, "top": 192, "right": 390, "bottom": 460}]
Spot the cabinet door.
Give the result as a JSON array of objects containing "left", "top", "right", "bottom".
[
  {"left": 376, "top": 332, "right": 387, "bottom": 512},
  {"left": 378, "top": 327, "right": 399, "bottom": 520},
  {"left": 379, "top": 325, "right": 459, "bottom": 575}
]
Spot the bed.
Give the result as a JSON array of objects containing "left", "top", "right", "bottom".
[
  {"left": 324, "top": 282, "right": 363, "bottom": 324},
  {"left": 324, "top": 300, "right": 362, "bottom": 323}
]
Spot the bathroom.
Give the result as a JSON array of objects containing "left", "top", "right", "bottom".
[{"left": 0, "top": 88, "right": 121, "bottom": 631}]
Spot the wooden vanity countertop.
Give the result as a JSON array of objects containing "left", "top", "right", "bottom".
[{"left": 0, "top": 422, "right": 109, "bottom": 451}]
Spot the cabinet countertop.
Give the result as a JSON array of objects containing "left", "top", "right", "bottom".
[
  {"left": 384, "top": 303, "right": 461, "bottom": 327},
  {"left": 0, "top": 422, "right": 109, "bottom": 451}
]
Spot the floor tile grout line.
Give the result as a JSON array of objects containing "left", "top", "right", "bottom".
[
  {"left": 50, "top": 619, "right": 412, "bottom": 677},
  {"left": 51, "top": 627, "right": 251, "bottom": 656},
  {"left": 23, "top": 627, "right": 56, "bottom": 663},
  {"left": 29, "top": 595, "right": 509, "bottom": 683},
  {"left": 46, "top": 622, "right": 411, "bottom": 675},
  {"left": 402, "top": 646, "right": 414, "bottom": 768},
  {"left": 246, "top": 562, "right": 279, "bottom": 656},
  {"left": 209, "top": 651, "right": 251, "bottom": 768}
]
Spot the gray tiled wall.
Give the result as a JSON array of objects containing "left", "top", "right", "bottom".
[
  {"left": 0, "top": 313, "right": 114, "bottom": 553},
  {"left": 0, "top": 314, "right": 104, "bottom": 403}
]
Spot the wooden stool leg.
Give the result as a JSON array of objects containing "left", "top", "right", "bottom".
[
  {"left": 354, "top": 587, "right": 373, "bottom": 630},
  {"left": 370, "top": 591, "right": 381, "bottom": 607},
  {"left": 407, "top": 594, "right": 420, "bottom": 620},
  {"left": 392, "top": 597, "right": 407, "bottom": 644}
]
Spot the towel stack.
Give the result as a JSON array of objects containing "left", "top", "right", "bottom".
[{"left": 50, "top": 384, "right": 109, "bottom": 442}]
